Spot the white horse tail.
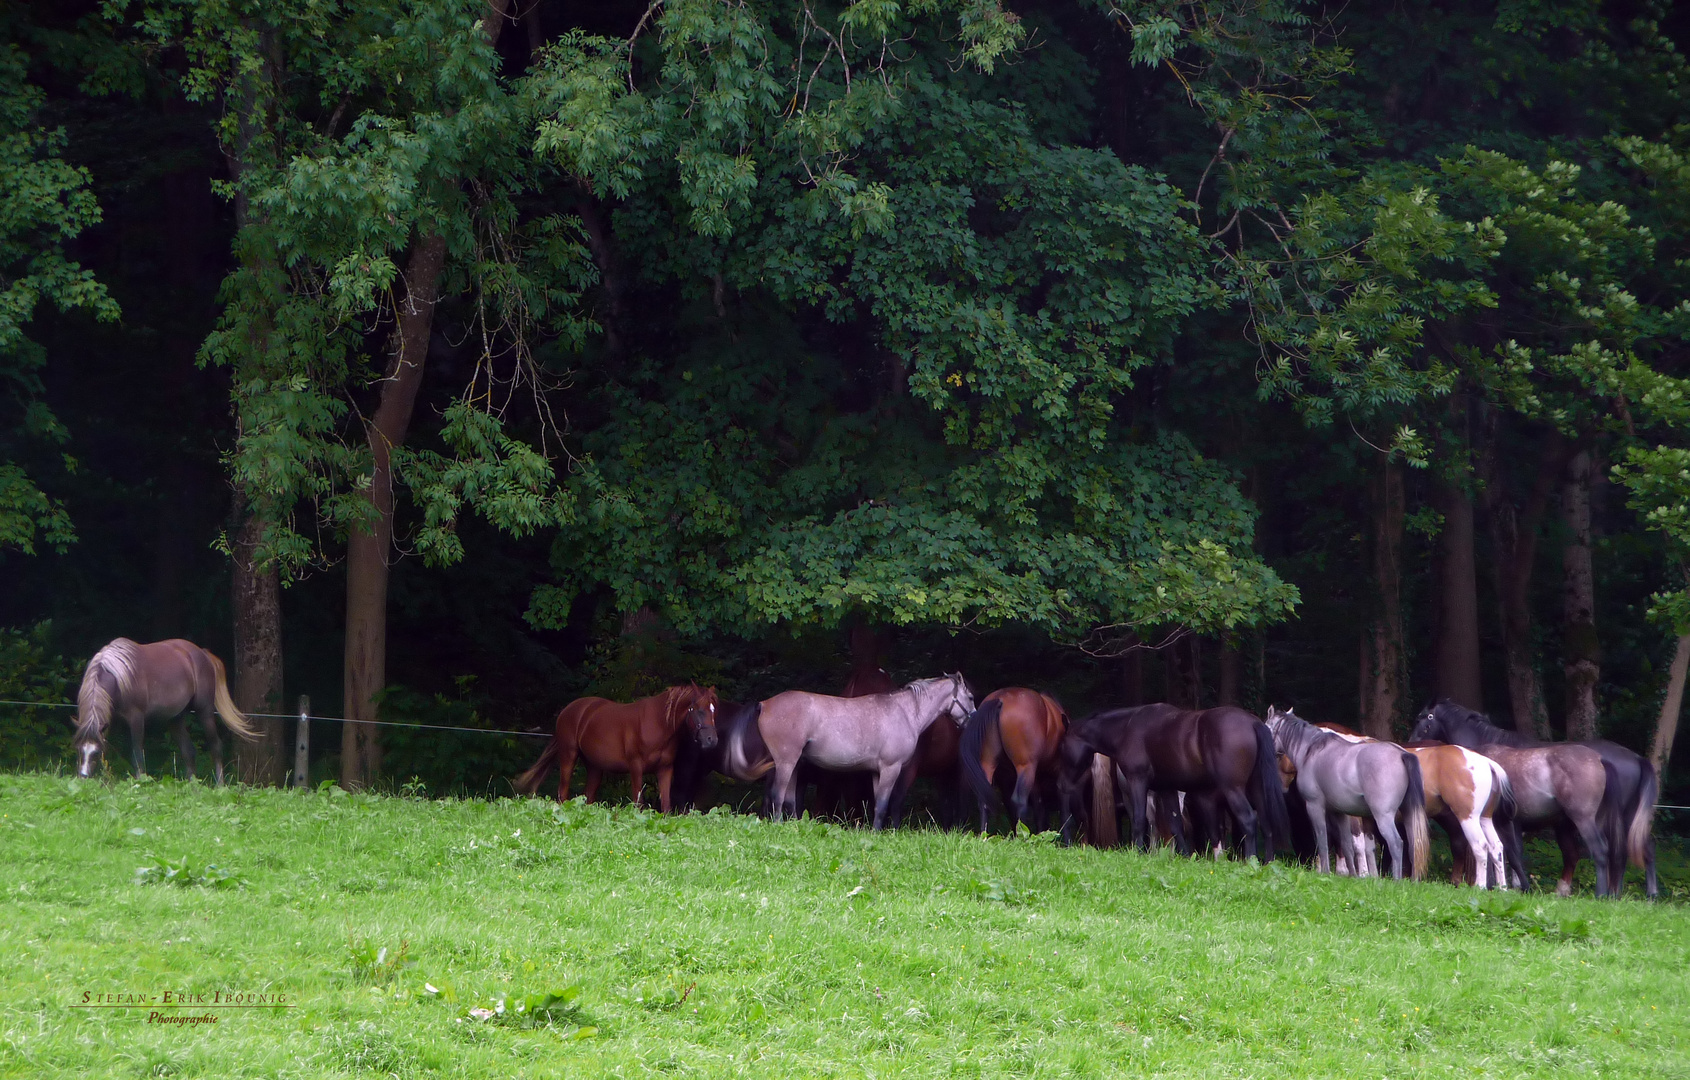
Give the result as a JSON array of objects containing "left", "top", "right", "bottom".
[
  {"left": 205, "top": 650, "right": 258, "bottom": 741},
  {"left": 1399, "top": 750, "right": 1430, "bottom": 880},
  {"left": 1629, "top": 760, "right": 1658, "bottom": 870},
  {"left": 1490, "top": 759, "right": 1516, "bottom": 821},
  {"left": 1089, "top": 753, "right": 1118, "bottom": 848}
]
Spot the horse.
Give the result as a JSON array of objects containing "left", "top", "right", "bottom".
[
  {"left": 72, "top": 638, "right": 257, "bottom": 783},
  {"left": 669, "top": 701, "right": 769, "bottom": 811},
  {"left": 1401, "top": 741, "right": 1514, "bottom": 889},
  {"left": 1056, "top": 703, "right": 1291, "bottom": 862},
  {"left": 758, "top": 674, "right": 976, "bottom": 829},
  {"left": 959, "top": 687, "right": 1067, "bottom": 833},
  {"left": 1264, "top": 708, "right": 1430, "bottom": 880},
  {"left": 511, "top": 685, "right": 719, "bottom": 812},
  {"left": 1409, "top": 702, "right": 1631, "bottom": 896}
]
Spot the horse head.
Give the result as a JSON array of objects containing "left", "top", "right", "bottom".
[
  {"left": 681, "top": 685, "right": 720, "bottom": 751},
  {"left": 943, "top": 672, "right": 977, "bottom": 727},
  {"left": 74, "top": 731, "right": 104, "bottom": 778},
  {"left": 1408, "top": 702, "right": 1448, "bottom": 743}
]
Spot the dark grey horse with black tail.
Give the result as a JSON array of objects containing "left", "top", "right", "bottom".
[{"left": 73, "top": 638, "right": 257, "bottom": 783}]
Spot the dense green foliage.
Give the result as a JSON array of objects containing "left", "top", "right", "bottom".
[
  {"left": 2, "top": 773, "right": 1686, "bottom": 1077},
  {"left": 2, "top": 0, "right": 1690, "bottom": 801}
]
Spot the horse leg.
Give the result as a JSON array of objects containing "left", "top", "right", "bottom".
[
  {"left": 199, "top": 704, "right": 225, "bottom": 785},
  {"left": 1569, "top": 813, "right": 1612, "bottom": 897},
  {"left": 656, "top": 766, "right": 674, "bottom": 814},
  {"left": 1219, "top": 786, "right": 1260, "bottom": 862},
  {"left": 1369, "top": 810, "right": 1406, "bottom": 880},
  {"left": 555, "top": 747, "right": 578, "bottom": 803},
  {"left": 1010, "top": 765, "right": 1038, "bottom": 833},
  {"left": 582, "top": 765, "right": 602, "bottom": 805},
  {"left": 886, "top": 763, "right": 920, "bottom": 828},
  {"left": 1124, "top": 775, "right": 1152, "bottom": 851},
  {"left": 871, "top": 764, "right": 904, "bottom": 831},
  {"left": 1478, "top": 815, "right": 1506, "bottom": 890},
  {"left": 770, "top": 760, "right": 798, "bottom": 823},
  {"left": 1456, "top": 815, "right": 1491, "bottom": 889},
  {"left": 1308, "top": 803, "right": 1332, "bottom": 874},
  {"left": 127, "top": 711, "right": 148, "bottom": 778},
  {"left": 627, "top": 762, "right": 645, "bottom": 808},
  {"left": 1329, "top": 812, "right": 1356, "bottom": 877},
  {"left": 171, "top": 716, "right": 196, "bottom": 781},
  {"left": 1501, "top": 818, "right": 1529, "bottom": 890},
  {"left": 1439, "top": 811, "right": 1471, "bottom": 885}
]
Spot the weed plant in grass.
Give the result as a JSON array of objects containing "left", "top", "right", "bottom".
[{"left": 0, "top": 772, "right": 1685, "bottom": 1078}]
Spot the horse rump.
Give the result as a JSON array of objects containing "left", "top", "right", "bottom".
[{"left": 1399, "top": 751, "right": 1430, "bottom": 881}]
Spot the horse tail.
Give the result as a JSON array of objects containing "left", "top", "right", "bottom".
[
  {"left": 1251, "top": 721, "right": 1291, "bottom": 861},
  {"left": 1491, "top": 760, "right": 1516, "bottom": 821},
  {"left": 1400, "top": 751, "right": 1430, "bottom": 881},
  {"left": 205, "top": 651, "right": 257, "bottom": 741},
  {"left": 1628, "top": 759, "right": 1658, "bottom": 870},
  {"left": 512, "top": 737, "right": 560, "bottom": 796},
  {"left": 959, "top": 699, "right": 1002, "bottom": 819}
]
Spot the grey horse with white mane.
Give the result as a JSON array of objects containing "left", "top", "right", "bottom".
[
  {"left": 1265, "top": 707, "right": 1429, "bottom": 880},
  {"left": 759, "top": 674, "right": 976, "bottom": 829}
]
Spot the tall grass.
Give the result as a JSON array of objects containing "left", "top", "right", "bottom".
[{"left": 0, "top": 772, "right": 1684, "bottom": 1078}]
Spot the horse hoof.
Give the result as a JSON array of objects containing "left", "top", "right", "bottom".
[{"left": 1556, "top": 881, "right": 1574, "bottom": 898}]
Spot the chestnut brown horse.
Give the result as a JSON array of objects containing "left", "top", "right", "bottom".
[
  {"left": 1057, "top": 704, "right": 1290, "bottom": 861},
  {"left": 958, "top": 687, "right": 1067, "bottom": 833},
  {"left": 73, "top": 638, "right": 257, "bottom": 783},
  {"left": 512, "top": 685, "right": 719, "bottom": 812}
]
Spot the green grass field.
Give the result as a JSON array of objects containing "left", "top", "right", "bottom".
[{"left": 1, "top": 772, "right": 1686, "bottom": 1079}]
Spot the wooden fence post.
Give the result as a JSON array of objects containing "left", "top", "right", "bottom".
[{"left": 292, "top": 695, "right": 310, "bottom": 788}]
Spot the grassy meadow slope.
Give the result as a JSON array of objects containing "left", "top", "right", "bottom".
[{"left": 0, "top": 772, "right": 1685, "bottom": 1079}]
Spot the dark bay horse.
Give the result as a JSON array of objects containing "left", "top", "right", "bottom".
[
  {"left": 670, "top": 701, "right": 773, "bottom": 812},
  {"left": 1410, "top": 702, "right": 1626, "bottom": 896},
  {"left": 759, "top": 675, "right": 975, "bottom": 829},
  {"left": 1265, "top": 708, "right": 1430, "bottom": 880},
  {"left": 73, "top": 638, "right": 256, "bottom": 783},
  {"left": 1057, "top": 704, "right": 1290, "bottom": 861},
  {"left": 512, "top": 685, "right": 719, "bottom": 812},
  {"left": 959, "top": 687, "right": 1067, "bottom": 833}
]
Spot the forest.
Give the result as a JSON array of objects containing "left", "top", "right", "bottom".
[{"left": 4, "top": 0, "right": 1690, "bottom": 810}]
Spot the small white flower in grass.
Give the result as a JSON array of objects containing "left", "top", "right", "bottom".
[
  {"left": 425, "top": 984, "right": 439, "bottom": 995},
  {"left": 727, "top": 839, "right": 737, "bottom": 848},
  {"left": 468, "top": 1007, "right": 496, "bottom": 1021},
  {"left": 511, "top": 829, "right": 521, "bottom": 838}
]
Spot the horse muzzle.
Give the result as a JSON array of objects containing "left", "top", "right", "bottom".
[{"left": 695, "top": 727, "right": 720, "bottom": 751}]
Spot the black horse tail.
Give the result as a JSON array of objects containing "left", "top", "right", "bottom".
[
  {"left": 1250, "top": 721, "right": 1292, "bottom": 861},
  {"left": 958, "top": 698, "right": 1002, "bottom": 828},
  {"left": 1628, "top": 759, "right": 1658, "bottom": 870},
  {"left": 1089, "top": 752, "right": 1118, "bottom": 848},
  {"left": 1400, "top": 751, "right": 1430, "bottom": 880},
  {"left": 511, "top": 738, "right": 559, "bottom": 796}
]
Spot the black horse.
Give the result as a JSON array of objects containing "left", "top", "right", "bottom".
[
  {"left": 1410, "top": 701, "right": 1656, "bottom": 898},
  {"left": 1056, "top": 703, "right": 1291, "bottom": 862},
  {"left": 670, "top": 701, "right": 771, "bottom": 812}
]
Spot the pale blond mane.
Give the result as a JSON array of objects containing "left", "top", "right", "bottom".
[{"left": 75, "top": 637, "right": 141, "bottom": 741}]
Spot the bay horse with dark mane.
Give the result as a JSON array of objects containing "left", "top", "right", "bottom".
[
  {"left": 959, "top": 687, "right": 1067, "bottom": 833},
  {"left": 73, "top": 638, "right": 257, "bottom": 783},
  {"left": 1057, "top": 703, "right": 1291, "bottom": 861},
  {"left": 512, "top": 685, "right": 719, "bottom": 812},
  {"left": 1410, "top": 701, "right": 1647, "bottom": 897}
]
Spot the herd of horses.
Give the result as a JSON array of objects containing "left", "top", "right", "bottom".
[{"left": 68, "top": 637, "right": 1660, "bottom": 898}]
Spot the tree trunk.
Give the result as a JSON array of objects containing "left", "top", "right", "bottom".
[
  {"left": 1361, "top": 460, "right": 1406, "bottom": 740},
  {"left": 232, "top": 503, "right": 286, "bottom": 784},
  {"left": 1433, "top": 479, "right": 1483, "bottom": 709},
  {"left": 1561, "top": 448, "right": 1600, "bottom": 741},
  {"left": 1218, "top": 637, "right": 1240, "bottom": 706},
  {"left": 340, "top": 232, "right": 448, "bottom": 789},
  {"left": 1479, "top": 423, "right": 1562, "bottom": 738},
  {"left": 1653, "top": 633, "right": 1690, "bottom": 778}
]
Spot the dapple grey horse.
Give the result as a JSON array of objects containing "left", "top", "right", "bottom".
[
  {"left": 759, "top": 674, "right": 975, "bottom": 829},
  {"left": 1265, "top": 708, "right": 1430, "bottom": 880}
]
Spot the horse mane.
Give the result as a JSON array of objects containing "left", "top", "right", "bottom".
[
  {"left": 1433, "top": 700, "right": 1531, "bottom": 746},
  {"left": 1265, "top": 707, "right": 1334, "bottom": 760},
  {"left": 75, "top": 638, "right": 140, "bottom": 741}
]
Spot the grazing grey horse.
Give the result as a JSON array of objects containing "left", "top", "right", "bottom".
[
  {"left": 759, "top": 674, "right": 976, "bottom": 829},
  {"left": 74, "top": 638, "right": 256, "bottom": 783},
  {"left": 1265, "top": 708, "right": 1429, "bottom": 880}
]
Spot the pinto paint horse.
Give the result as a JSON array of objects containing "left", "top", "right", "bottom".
[
  {"left": 73, "top": 638, "right": 257, "bottom": 783},
  {"left": 512, "top": 685, "right": 720, "bottom": 812},
  {"left": 1402, "top": 741, "right": 1514, "bottom": 889},
  {"left": 958, "top": 687, "right": 1067, "bottom": 834}
]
